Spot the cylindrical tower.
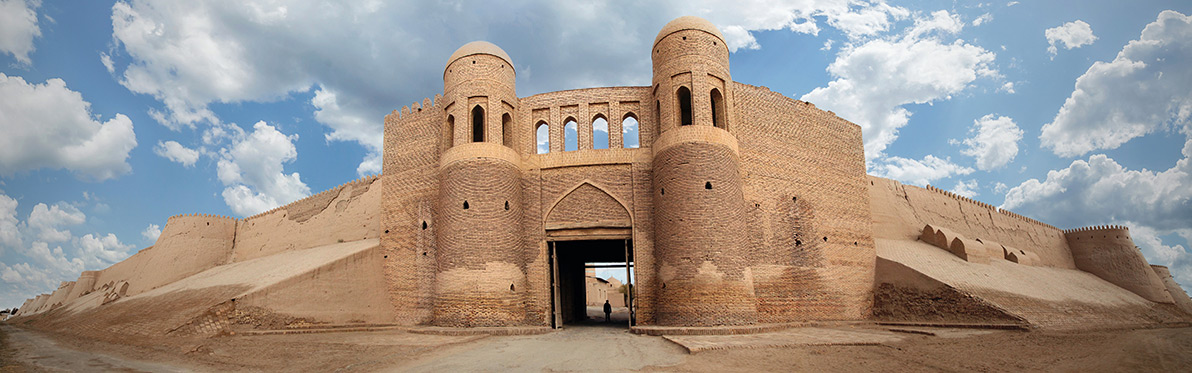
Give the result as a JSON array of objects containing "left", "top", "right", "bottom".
[
  {"left": 433, "top": 42, "right": 527, "bottom": 326},
  {"left": 1065, "top": 226, "right": 1173, "bottom": 303},
  {"left": 650, "top": 17, "right": 757, "bottom": 326}
]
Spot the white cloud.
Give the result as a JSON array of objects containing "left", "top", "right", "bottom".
[
  {"left": 25, "top": 203, "right": 85, "bottom": 243},
  {"left": 153, "top": 140, "right": 200, "bottom": 167},
  {"left": 0, "top": 0, "right": 41, "bottom": 64},
  {"left": 1040, "top": 11, "right": 1192, "bottom": 157},
  {"left": 802, "top": 10, "right": 997, "bottom": 159},
  {"left": 75, "top": 233, "right": 135, "bottom": 267},
  {"left": 992, "top": 182, "right": 1008, "bottom": 194},
  {"left": 216, "top": 121, "right": 310, "bottom": 216},
  {"left": 871, "top": 154, "right": 975, "bottom": 186},
  {"left": 998, "top": 81, "right": 1015, "bottom": 94},
  {"left": 1006, "top": 1, "right": 1019, "bottom": 6},
  {"left": 141, "top": 223, "right": 160, "bottom": 242},
  {"left": 311, "top": 87, "right": 381, "bottom": 175},
  {"left": 100, "top": 52, "right": 115, "bottom": 73},
  {"left": 957, "top": 114, "right": 1023, "bottom": 171},
  {"left": 0, "top": 74, "right": 137, "bottom": 181},
  {"left": 972, "top": 13, "right": 993, "bottom": 26},
  {"left": 1045, "top": 20, "right": 1097, "bottom": 57},
  {"left": 0, "top": 193, "right": 18, "bottom": 249},
  {"left": 0, "top": 192, "right": 138, "bottom": 307},
  {"left": 1003, "top": 147, "right": 1192, "bottom": 233},
  {"left": 951, "top": 179, "right": 979, "bottom": 198}
]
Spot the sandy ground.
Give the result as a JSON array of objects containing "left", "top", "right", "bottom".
[{"left": 3, "top": 323, "right": 1192, "bottom": 372}]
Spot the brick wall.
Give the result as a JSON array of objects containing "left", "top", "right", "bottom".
[{"left": 734, "top": 82, "right": 876, "bottom": 322}]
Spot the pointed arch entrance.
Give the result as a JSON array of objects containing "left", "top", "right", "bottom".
[{"left": 543, "top": 182, "right": 636, "bottom": 328}]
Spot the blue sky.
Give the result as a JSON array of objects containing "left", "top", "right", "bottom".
[{"left": 1, "top": 0, "right": 1190, "bottom": 308}]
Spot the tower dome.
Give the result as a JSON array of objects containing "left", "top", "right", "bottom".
[
  {"left": 445, "top": 41, "right": 514, "bottom": 73},
  {"left": 654, "top": 16, "right": 725, "bottom": 47}
]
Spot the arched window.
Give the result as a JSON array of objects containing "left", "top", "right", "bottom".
[
  {"left": 564, "top": 118, "right": 578, "bottom": 151},
  {"left": 502, "top": 113, "right": 513, "bottom": 147},
  {"left": 622, "top": 114, "right": 639, "bottom": 149},
  {"left": 471, "top": 105, "right": 485, "bottom": 143},
  {"left": 711, "top": 88, "right": 725, "bottom": 129},
  {"left": 445, "top": 115, "right": 455, "bottom": 147},
  {"left": 677, "top": 86, "right": 692, "bottom": 126},
  {"left": 655, "top": 100, "right": 661, "bottom": 129},
  {"left": 592, "top": 115, "right": 609, "bottom": 150},
  {"left": 535, "top": 121, "right": 549, "bottom": 154}
]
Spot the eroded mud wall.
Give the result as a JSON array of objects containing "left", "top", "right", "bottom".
[
  {"left": 233, "top": 175, "right": 381, "bottom": 262},
  {"left": 868, "top": 176, "right": 1075, "bottom": 268}
]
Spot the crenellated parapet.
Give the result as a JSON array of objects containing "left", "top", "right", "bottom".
[{"left": 921, "top": 184, "right": 1059, "bottom": 231}]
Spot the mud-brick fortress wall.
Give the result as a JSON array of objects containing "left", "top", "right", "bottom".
[
  {"left": 1065, "top": 226, "right": 1173, "bottom": 303},
  {"left": 868, "top": 177, "right": 1075, "bottom": 268},
  {"left": 733, "top": 84, "right": 875, "bottom": 322},
  {"left": 232, "top": 175, "right": 381, "bottom": 262},
  {"left": 91, "top": 214, "right": 237, "bottom": 298}
]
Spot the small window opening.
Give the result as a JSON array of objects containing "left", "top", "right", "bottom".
[
  {"left": 660, "top": 188, "right": 665, "bottom": 195},
  {"left": 502, "top": 113, "right": 513, "bottom": 147},
  {"left": 677, "top": 87, "right": 693, "bottom": 126},
  {"left": 792, "top": 196, "right": 797, "bottom": 202},
  {"left": 471, "top": 105, "right": 485, "bottom": 142},
  {"left": 682, "top": 36, "right": 687, "bottom": 40},
  {"left": 463, "top": 201, "right": 469, "bottom": 210},
  {"left": 510, "top": 284, "right": 515, "bottom": 291},
  {"left": 384, "top": 255, "right": 388, "bottom": 258},
  {"left": 711, "top": 88, "right": 725, "bottom": 129},
  {"left": 421, "top": 221, "right": 427, "bottom": 230},
  {"left": 445, "top": 115, "right": 455, "bottom": 147},
  {"left": 796, "top": 239, "right": 802, "bottom": 246},
  {"left": 823, "top": 237, "right": 828, "bottom": 242},
  {"left": 384, "top": 229, "right": 390, "bottom": 234},
  {"left": 504, "top": 201, "right": 510, "bottom": 210},
  {"left": 705, "top": 181, "right": 712, "bottom": 189}
]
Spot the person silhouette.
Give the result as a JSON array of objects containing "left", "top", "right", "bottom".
[{"left": 603, "top": 300, "right": 612, "bottom": 322}]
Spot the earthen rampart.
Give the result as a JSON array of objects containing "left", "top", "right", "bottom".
[
  {"left": 868, "top": 176, "right": 1075, "bottom": 269},
  {"left": 233, "top": 174, "right": 381, "bottom": 262},
  {"left": 93, "top": 213, "right": 237, "bottom": 297},
  {"left": 1064, "top": 225, "right": 1173, "bottom": 303},
  {"left": 64, "top": 270, "right": 99, "bottom": 301}
]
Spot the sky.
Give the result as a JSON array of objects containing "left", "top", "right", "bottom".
[{"left": 1, "top": 0, "right": 1190, "bottom": 308}]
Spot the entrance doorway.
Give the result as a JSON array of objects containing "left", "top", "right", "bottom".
[{"left": 549, "top": 239, "right": 634, "bottom": 328}]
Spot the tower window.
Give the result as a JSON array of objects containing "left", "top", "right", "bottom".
[
  {"left": 463, "top": 201, "right": 469, "bottom": 210},
  {"left": 677, "top": 87, "right": 692, "bottom": 126},
  {"left": 705, "top": 182, "right": 712, "bottom": 189},
  {"left": 471, "top": 105, "right": 485, "bottom": 143},
  {"left": 445, "top": 115, "right": 455, "bottom": 147},
  {"left": 535, "top": 121, "right": 550, "bottom": 154},
  {"left": 502, "top": 113, "right": 513, "bottom": 147},
  {"left": 711, "top": 88, "right": 725, "bottom": 129}
]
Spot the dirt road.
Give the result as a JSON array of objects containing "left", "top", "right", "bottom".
[{"left": 3, "top": 323, "right": 1191, "bottom": 372}]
